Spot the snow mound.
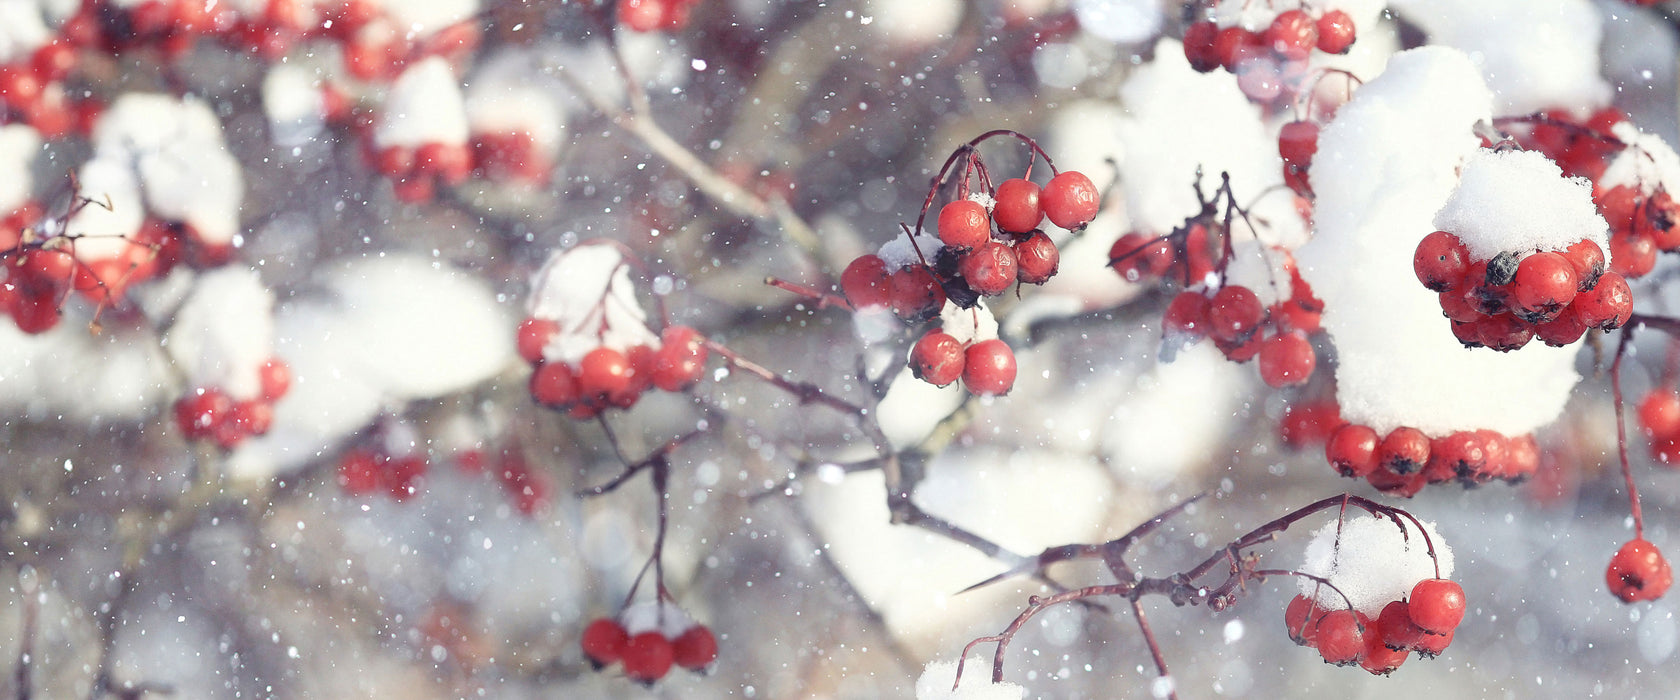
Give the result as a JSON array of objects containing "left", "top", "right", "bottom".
[
  {"left": 1298, "top": 513, "right": 1454, "bottom": 616},
  {"left": 1388, "top": 0, "right": 1609, "bottom": 116},
  {"left": 1118, "top": 39, "right": 1307, "bottom": 249},
  {"left": 527, "top": 243, "right": 659, "bottom": 365},
  {"left": 1601, "top": 121, "right": 1680, "bottom": 194},
  {"left": 938, "top": 301, "right": 997, "bottom": 345},
  {"left": 915, "top": 658, "right": 1026, "bottom": 700},
  {"left": 618, "top": 600, "right": 695, "bottom": 638},
  {"left": 375, "top": 57, "right": 470, "bottom": 148},
  {"left": 0, "top": 1, "right": 52, "bottom": 64},
  {"left": 165, "top": 267, "right": 275, "bottom": 400},
  {"left": 93, "top": 94, "right": 243, "bottom": 244},
  {"left": 0, "top": 124, "right": 39, "bottom": 213},
  {"left": 1296, "top": 46, "right": 1582, "bottom": 436},
  {"left": 1433, "top": 148, "right": 1608, "bottom": 260},
  {"left": 65, "top": 155, "right": 146, "bottom": 261}
]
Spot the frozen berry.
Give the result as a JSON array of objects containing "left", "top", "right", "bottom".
[
  {"left": 937, "top": 199, "right": 991, "bottom": 249},
  {"left": 581, "top": 618, "right": 629, "bottom": 667},
  {"left": 1607, "top": 538, "right": 1673, "bottom": 603},
  {"left": 1326, "top": 423, "right": 1380, "bottom": 478},
  {"left": 621, "top": 631, "right": 675, "bottom": 683},
  {"left": 1511, "top": 251, "right": 1578, "bottom": 320},
  {"left": 1266, "top": 10, "right": 1318, "bottom": 60},
  {"left": 992, "top": 178, "right": 1043, "bottom": 233},
  {"left": 1407, "top": 579, "right": 1466, "bottom": 634},
  {"left": 1572, "top": 271, "right": 1632, "bottom": 330},
  {"left": 909, "top": 330, "right": 965, "bottom": 387},
  {"left": 1109, "top": 232, "right": 1173, "bottom": 282},
  {"left": 1641, "top": 390, "right": 1680, "bottom": 440},
  {"left": 652, "top": 326, "right": 708, "bottom": 392},
  {"left": 672, "top": 624, "right": 718, "bottom": 671},
  {"left": 960, "top": 241, "right": 1019, "bottom": 295},
  {"left": 517, "top": 318, "right": 559, "bottom": 365},
  {"left": 1314, "top": 609, "right": 1365, "bottom": 666},
  {"left": 1316, "top": 9, "right": 1356, "bottom": 54},
  {"left": 1257, "top": 331, "right": 1315, "bottom": 387},
  {"left": 531, "top": 362, "right": 581, "bottom": 408},
  {"left": 1183, "top": 21, "right": 1222, "bottom": 73},
  {"left": 888, "top": 266, "right": 946, "bottom": 321},
  {"left": 258, "top": 358, "right": 292, "bottom": 401},
  {"left": 1284, "top": 594, "right": 1326, "bottom": 645},
  {"left": 1562, "top": 239, "right": 1605, "bottom": 292},
  {"left": 963, "top": 339, "right": 1017, "bottom": 396},
  {"left": 1206, "top": 285, "right": 1264, "bottom": 345},
  {"left": 1042, "top": 171, "right": 1100, "bottom": 229},
  {"left": 841, "top": 255, "right": 892, "bottom": 309},
  {"left": 1014, "top": 231, "right": 1060, "bottom": 284},
  {"left": 1413, "top": 231, "right": 1469, "bottom": 292},
  {"left": 579, "top": 347, "right": 633, "bottom": 401}
]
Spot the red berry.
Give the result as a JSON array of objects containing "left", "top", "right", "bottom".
[
  {"left": 992, "top": 178, "right": 1043, "bottom": 233},
  {"left": 1599, "top": 184, "right": 1639, "bottom": 231},
  {"left": 1407, "top": 579, "right": 1467, "bottom": 634},
  {"left": 1206, "top": 285, "right": 1264, "bottom": 345},
  {"left": 1326, "top": 423, "right": 1379, "bottom": 478},
  {"left": 1413, "top": 231, "right": 1470, "bottom": 292},
  {"left": 1163, "top": 291, "right": 1210, "bottom": 342},
  {"left": 256, "top": 358, "right": 291, "bottom": 401},
  {"left": 909, "top": 330, "right": 965, "bottom": 387},
  {"left": 1378, "top": 427, "right": 1432, "bottom": 475},
  {"left": 841, "top": 254, "right": 892, "bottom": 309},
  {"left": 1266, "top": 10, "right": 1318, "bottom": 60},
  {"left": 337, "top": 448, "right": 381, "bottom": 495},
  {"left": 530, "top": 361, "right": 581, "bottom": 408},
  {"left": 582, "top": 618, "right": 630, "bottom": 667},
  {"left": 1561, "top": 239, "right": 1606, "bottom": 293},
  {"left": 937, "top": 199, "right": 991, "bottom": 249},
  {"left": 1183, "top": 21, "right": 1222, "bottom": 73},
  {"left": 1475, "top": 312, "right": 1535, "bottom": 352},
  {"left": 1506, "top": 434, "right": 1541, "bottom": 479},
  {"left": 959, "top": 241, "right": 1018, "bottom": 296},
  {"left": 962, "top": 339, "right": 1017, "bottom": 396},
  {"left": 1610, "top": 230, "right": 1657, "bottom": 278},
  {"left": 1411, "top": 626, "right": 1454, "bottom": 658},
  {"left": 671, "top": 624, "right": 718, "bottom": 671},
  {"left": 1014, "top": 231, "right": 1060, "bottom": 284},
  {"left": 1360, "top": 621, "right": 1409, "bottom": 675},
  {"left": 231, "top": 400, "right": 273, "bottom": 437},
  {"left": 175, "top": 388, "right": 233, "bottom": 440},
  {"left": 621, "top": 631, "right": 674, "bottom": 683},
  {"left": 1572, "top": 271, "right": 1632, "bottom": 330},
  {"left": 517, "top": 317, "right": 559, "bottom": 365},
  {"left": 578, "top": 347, "right": 634, "bottom": 402},
  {"left": 1315, "top": 9, "right": 1357, "bottom": 54},
  {"left": 1109, "top": 232, "right": 1174, "bottom": 282},
  {"left": 1608, "top": 538, "right": 1673, "bottom": 603},
  {"left": 1637, "top": 190, "right": 1680, "bottom": 250},
  {"left": 1214, "top": 26, "right": 1263, "bottom": 72},
  {"left": 1641, "top": 391, "right": 1680, "bottom": 440},
  {"left": 1257, "top": 331, "right": 1315, "bottom": 387},
  {"left": 618, "top": 0, "right": 664, "bottom": 32},
  {"left": 612, "top": 344, "right": 655, "bottom": 408},
  {"left": 1429, "top": 432, "right": 1486, "bottom": 480},
  {"left": 1439, "top": 288, "right": 1484, "bottom": 323},
  {"left": 1279, "top": 400, "right": 1344, "bottom": 450},
  {"left": 652, "top": 325, "right": 708, "bottom": 392},
  {"left": 1511, "top": 251, "right": 1578, "bottom": 320},
  {"left": 1534, "top": 305, "right": 1587, "bottom": 347},
  {"left": 1278, "top": 120, "right": 1319, "bottom": 170},
  {"left": 1284, "top": 594, "right": 1326, "bottom": 645},
  {"left": 1041, "top": 171, "right": 1101, "bottom": 229},
  {"left": 1476, "top": 429, "right": 1511, "bottom": 480},
  {"left": 1314, "top": 609, "right": 1365, "bottom": 666},
  {"left": 888, "top": 266, "right": 946, "bottom": 321},
  {"left": 1376, "top": 600, "right": 1427, "bottom": 651}
]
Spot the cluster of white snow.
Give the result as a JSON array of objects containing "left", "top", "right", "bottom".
[
  {"left": 88, "top": 93, "right": 244, "bottom": 246},
  {"left": 1388, "top": 0, "right": 1610, "bottom": 116},
  {"left": 1432, "top": 148, "right": 1609, "bottom": 260},
  {"left": 0, "top": 124, "right": 39, "bottom": 214},
  {"left": 164, "top": 267, "right": 275, "bottom": 400},
  {"left": 1296, "top": 47, "right": 1583, "bottom": 436},
  {"left": 1297, "top": 513, "right": 1454, "bottom": 616},
  {"left": 1601, "top": 121, "right": 1680, "bottom": 194},
  {"left": 914, "top": 658, "right": 1026, "bottom": 700},
  {"left": 374, "top": 57, "right": 470, "bottom": 149}
]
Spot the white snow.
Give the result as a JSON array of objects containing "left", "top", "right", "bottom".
[
  {"left": 1222, "top": 240, "right": 1295, "bottom": 307},
  {"left": 938, "top": 301, "right": 998, "bottom": 345},
  {"left": 0, "top": 0, "right": 52, "bottom": 64},
  {"left": 861, "top": 0, "right": 963, "bottom": 47},
  {"left": 526, "top": 243, "right": 660, "bottom": 365},
  {"left": 1296, "top": 46, "right": 1583, "bottom": 436},
  {"left": 376, "top": 0, "right": 479, "bottom": 38},
  {"left": 1601, "top": 121, "right": 1680, "bottom": 194},
  {"left": 0, "top": 318, "right": 176, "bottom": 421},
  {"left": 1072, "top": 0, "right": 1160, "bottom": 45},
  {"left": 64, "top": 155, "right": 146, "bottom": 262},
  {"left": 877, "top": 229, "right": 943, "bottom": 270},
  {"left": 374, "top": 57, "right": 470, "bottom": 148},
  {"left": 262, "top": 63, "right": 329, "bottom": 147},
  {"left": 877, "top": 365, "right": 965, "bottom": 450},
  {"left": 1297, "top": 513, "right": 1454, "bottom": 616},
  {"left": 1432, "top": 148, "right": 1608, "bottom": 260},
  {"left": 1118, "top": 39, "right": 1307, "bottom": 249},
  {"left": 164, "top": 267, "right": 275, "bottom": 400},
  {"left": 0, "top": 124, "right": 39, "bottom": 214},
  {"left": 1388, "top": 0, "right": 1609, "bottom": 116},
  {"left": 464, "top": 81, "right": 565, "bottom": 155},
  {"left": 92, "top": 94, "right": 243, "bottom": 245},
  {"left": 618, "top": 600, "right": 695, "bottom": 639},
  {"left": 915, "top": 658, "right": 1027, "bottom": 700}
]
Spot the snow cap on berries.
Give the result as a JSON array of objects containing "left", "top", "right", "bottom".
[
  {"left": 1223, "top": 241, "right": 1295, "bottom": 306},
  {"left": 1600, "top": 121, "right": 1680, "bottom": 195},
  {"left": 526, "top": 243, "right": 660, "bottom": 365},
  {"left": 1386, "top": 0, "right": 1610, "bottom": 115},
  {"left": 375, "top": 58, "right": 471, "bottom": 149},
  {"left": 1298, "top": 513, "right": 1454, "bottom": 616},
  {"left": 1297, "top": 46, "right": 1583, "bottom": 436},
  {"left": 914, "top": 658, "right": 1026, "bottom": 700},
  {"left": 877, "top": 228, "right": 944, "bottom": 270},
  {"left": 939, "top": 301, "right": 998, "bottom": 345},
  {"left": 465, "top": 79, "right": 566, "bottom": 157},
  {"left": 65, "top": 156, "right": 146, "bottom": 261},
  {"left": 619, "top": 600, "right": 695, "bottom": 639},
  {"left": 1431, "top": 148, "right": 1609, "bottom": 260},
  {"left": 166, "top": 267, "right": 277, "bottom": 401},
  {"left": 94, "top": 94, "right": 244, "bottom": 245},
  {"left": 0, "top": 3, "right": 53, "bottom": 64}
]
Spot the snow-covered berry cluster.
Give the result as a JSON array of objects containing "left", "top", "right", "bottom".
[
  {"left": 906, "top": 304, "right": 1015, "bottom": 396},
  {"left": 1182, "top": 4, "right": 1357, "bottom": 104},
  {"left": 521, "top": 244, "right": 708, "bottom": 419},
  {"left": 1325, "top": 422, "right": 1540, "bottom": 496},
  {"left": 1289, "top": 515, "right": 1460, "bottom": 675},
  {"left": 1419, "top": 148, "right": 1625, "bottom": 351},
  {"left": 581, "top": 602, "right": 717, "bottom": 685},
  {"left": 1592, "top": 122, "right": 1680, "bottom": 280},
  {"left": 166, "top": 269, "right": 289, "bottom": 450}
]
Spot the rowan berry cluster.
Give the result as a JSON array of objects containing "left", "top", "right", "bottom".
[
  {"left": 581, "top": 603, "right": 717, "bottom": 685},
  {"left": 1325, "top": 423, "right": 1539, "bottom": 496},
  {"left": 0, "top": 38, "right": 84, "bottom": 138},
  {"left": 1515, "top": 108, "right": 1626, "bottom": 181},
  {"left": 336, "top": 443, "right": 428, "bottom": 502},
  {"left": 1182, "top": 6, "right": 1356, "bottom": 104},
  {"left": 1286, "top": 577, "right": 1465, "bottom": 675},
  {"left": 840, "top": 131, "right": 1098, "bottom": 397},
  {"left": 1414, "top": 229, "right": 1629, "bottom": 350},
  {"left": 173, "top": 359, "right": 291, "bottom": 450},
  {"left": 521, "top": 244, "right": 709, "bottom": 418},
  {"left": 618, "top": 0, "right": 703, "bottom": 33}
]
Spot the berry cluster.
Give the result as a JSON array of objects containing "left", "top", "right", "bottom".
[
  {"left": 1182, "top": 7, "right": 1357, "bottom": 103},
  {"left": 1516, "top": 108, "right": 1625, "bottom": 181},
  {"left": 1156, "top": 256, "right": 1323, "bottom": 389},
  {"left": 522, "top": 321, "right": 709, "bottom": 419},
  {"left": 337, "top": 444, "right": 428, "bottom": 502},
  {"left": 618, "top": 0, "right": 703, "bottom": 32},
  {"left": 1607, "top": 538, "right": 1673, "bottom": 603},
  {"left": 371, "top": 138, "right": 474, "bottom": 205},
  {"left": 1285, "top": 578, "right": 1465, "bottom": 674},
  {"left": 0, "top": 39, "right": 85, "bottom": 138},
  {"left": 839, "top": 132, "right": 1099, "bottom": 397},
  {"left": 1597, "top": 182, "right": 1680, "bottom": 280},
  {"left": 581, "top": 607, "right": 717, "bottom": 685},
  {"left": 453, "top": 446, "right": 553, "bottom": 516},
  {"left": 1325, "top": 423, "right": 1539, "bottom": 496},
  {"left": 1414, "top": 230, "right": 1630, "bottom": 350},
  {"left": 1109, "top": 223, "right": 1215, "bottom": 286},
  {"left": 173, "top": 358, "right": 291, "bottom": 450},
  {"left": 1638, "top": 386, "right": 1680, "bottom": 464}
]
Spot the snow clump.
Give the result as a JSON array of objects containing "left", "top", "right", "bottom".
[{"left": 1298, "top": 513, "right": 1454, "bottom": 616}]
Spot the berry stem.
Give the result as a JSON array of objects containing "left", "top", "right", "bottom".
[{"left": 1612, "top": 325, "right": 1646, "bottom": 538}]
